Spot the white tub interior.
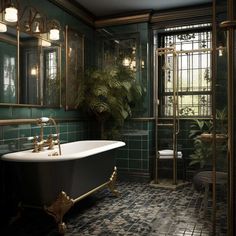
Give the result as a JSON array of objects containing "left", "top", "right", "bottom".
[{"left": 1, "top": 140, "right": 125, "bottom": 162}]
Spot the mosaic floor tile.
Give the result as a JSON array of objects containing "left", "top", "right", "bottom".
[{"left": 0, "top": 181, "right": 227, "bottom": 235}]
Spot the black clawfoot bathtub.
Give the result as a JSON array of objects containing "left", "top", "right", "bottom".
[{"left": 1, "top": 140, "right": 125, "bottom": 233}]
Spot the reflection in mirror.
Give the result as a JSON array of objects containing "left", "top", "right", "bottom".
[
  {"left": 0, "top": 25, "right": 17, "bottom": 104},
  {"left": 99, "top": 30, "right": 139, "bottom": 72},
  {"left": 20, "top": 34, "right": 40, "bottom": 105},
  {"left": 42, "top": 41, "right": 61, "bottom": 107},
  {"left": 19, "top": 32, "right": 61, "bottom": 107}
]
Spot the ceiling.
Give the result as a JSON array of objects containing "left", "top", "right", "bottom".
[{"left": 73, "top": 0, "right": 212, "bottom": 18}]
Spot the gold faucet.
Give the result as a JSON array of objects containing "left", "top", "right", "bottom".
[
  {"left": 30, "top": 117, "right": 62, "bottom": 155},
  {"left": 46, "top": 134, "right": 58, "bottom": 150}
]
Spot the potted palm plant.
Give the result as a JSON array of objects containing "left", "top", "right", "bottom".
[{"left": 78, "top": 64, "right": 143, "bottom": 139}]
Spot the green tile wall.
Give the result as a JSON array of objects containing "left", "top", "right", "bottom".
[
  {"left": 0, "top": 0, "right": 96, "bottom": 155},
  {"left": 0, "top": 108, "right": 90, "bottom": 156},
  {"left": 115, "top": 119, "right": 155, "bottom": 182}
]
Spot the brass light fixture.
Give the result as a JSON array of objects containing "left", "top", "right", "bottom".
[
  {"left": 0, "top": 1, "right": 61, "bottom": 41},
  {"left": 19, "top": 6, "right": 61, "bottom": 41},
  {"left": 48, "top": 20, "right": 60, "bottom": 41},
  {"left": 0, "top": 0, "right": 18, "bottom": 23},
  {"left": 5, "top": 4, "right": 17, "bottom": 22}
]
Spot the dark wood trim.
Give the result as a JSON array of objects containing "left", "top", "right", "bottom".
[
  {"left": 95, "top": 13, "right": 151, "bottom": 27},
  {"left": 48, "top": 0, "right": 94, "bottom": 26},
  {"left": 151, "top": 5, "right": 212, "bottom": 24},
  {"left": 47, "top": 2, "right": 211, "bottom": 28}
]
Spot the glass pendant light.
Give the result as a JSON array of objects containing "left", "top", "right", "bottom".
[
  {"left": 5, "top": 5, "right": 18, "bottom": 22},
  {"left": 49, "top": 28, "right": 60, "bottom": 40}
]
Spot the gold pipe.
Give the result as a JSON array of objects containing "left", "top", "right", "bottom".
[
  {"left": 45, "top": 167, "right": 119, "bottom": 234},
  {"left": 154, "top": 49, "right": 159, "bottom": 184},
  {"left": 172, "top": 48, "right": 177, "bottom": 185},
  {"left": 17, "top": 26, "right": 20, "bottom": 104},
  {"left": 0, "top": 119, "right": 39, "bottom": 126},
  {"left": 157, "top": 123, "right": 174, "bottom": 127},
  {"left": 49, "top": 118, "right": 61, "bottom": 156},
  {"left": 212, "top": 0, "right": 217, "bottom": 233},
  {"left": 72, "top": 181, "right": 110, "bottom": 203},
  {"left": 65, "top": 25, "right": 68, "bottom": 110},
  {"left": 220, "top": 0, "right": 236, "bottom": 235}
]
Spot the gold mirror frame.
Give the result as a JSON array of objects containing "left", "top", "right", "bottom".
[{"left": 0, "top": 25, "right": 62, "bottom": 107}]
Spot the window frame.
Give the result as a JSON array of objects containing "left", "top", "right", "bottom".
[{"left": 155, "top": 25, "right": 212, "bottom": 118}]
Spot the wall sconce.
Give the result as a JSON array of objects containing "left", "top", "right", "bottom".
[
  {"left": 0, "top": 0, "right": 18, "bottom": 23},
  {"left": 48, "top": 20, "right": 60, "bottom": 41},
  {"left": 5, "top": 4, "right": 17, "bottom": 22},
  {"left": 0, "top": 3, "right": 61, "bottom": 41}
]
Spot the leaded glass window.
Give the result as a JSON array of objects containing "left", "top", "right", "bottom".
[{"left": 157, "top": 27, "right": 212, "bottom": 117}]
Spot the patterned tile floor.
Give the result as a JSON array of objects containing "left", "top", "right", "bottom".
[{"left": 1, "top": 181, "right": 227, "bottom": 236}]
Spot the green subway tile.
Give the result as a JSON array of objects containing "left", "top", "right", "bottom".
[
  {"left": 129, "top": 150, "right": 142, "bottom": 159},
  {"left": 19, "top": 124, "right": 31, "bottom": 138},
  {"left": 60, "top": 133, "right": 68, "bottom": 143},
  {"left": 59, "top": 123, "right": 68, "bottom": 133},
  {"left": 116, "top": 159, "right": 128, "bottom": 169},
  {"left": 68, "top": 132, "right": 76, "bottom": 142},
  {"left": 129, "top": 140, "right": 141, "bottom": 150},
  {"left": 42, "top": 109, "right": 57, "bottom": 118},
  {"left": 142, "top": 150, "right": 149, "bottom": 160},
  {"left": 142, "top": 141, "right": 148, "bottom": 150},
  {"left": 142, "top": 160, "right": 149, "bottom": 170},
  {"left": 12, "top": 107, "right": 31, "bottom": 119},
  {"left": 68, "top": 123, "right": 76, "bottom": 132},
  {"left": 31, "top": 108, "right": 43, "bottom": 118},
  {"left": 116, "top": 149, "right": 128, "bottom": 159},
  {"left": 31, "top": 126, "right": 40, "bottom": 137},
  {"left": 0, "top": 127, "right": 3, "bottom": 140},
  {"left": 129, "top": 160, "right": 142, "bottom": 169},
  {"left": 0, "top": 107, "right": 12, "bottom": 119},
  {"left": 3, "top": 126, "right": 18, "bottom": 140}
]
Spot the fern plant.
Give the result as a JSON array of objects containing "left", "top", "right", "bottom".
[
  {"left": 189, "top": 119, "right": 213, "bottom": 168},
  {"left": 189, "top": 108, "right": 227, "bottom": 169},
  {"left": 79, "top": 64, "right": 143, "bottom": 139}
]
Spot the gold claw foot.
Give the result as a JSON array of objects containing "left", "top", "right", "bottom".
[
  {"left": 44, "top": 191, "right": 74, "bottom": 234},
  {"left": 108, "top": 166, "right": 120, "bottom": 197},
  {"left": 58, "top": 222, "right": 67, "bottom": 235}
]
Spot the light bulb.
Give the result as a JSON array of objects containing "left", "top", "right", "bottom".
[
  {"left": 0, "top": 22, "right": 7, "bottom": 32},
  {"left": 218, "top": 46, "right": 224, "bottom": 57},
  {"left": 49, "top": 28, "right": 60, "bottom": 40},
  {"left": 122, "top": 58, "right": 130, "bottom": 67},
  {"left": 34, "top": 22, "right": 40, "bottom": 33},
  {"left": 5, "top": 6, "right": 18, "bottom": 23}
]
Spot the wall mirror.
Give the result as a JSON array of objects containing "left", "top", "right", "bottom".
[
  {"left": 0, "top": 5, "right": 62, "bottom": 107},
  {"left": 98, "top": 30, "right": 140, "bottom": 73},
  {"left": 0, "top": 24, "right": 17, "bottom": 104},
  {"left": 19, "top": 32, "right": 61, "bottom": 107}
]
